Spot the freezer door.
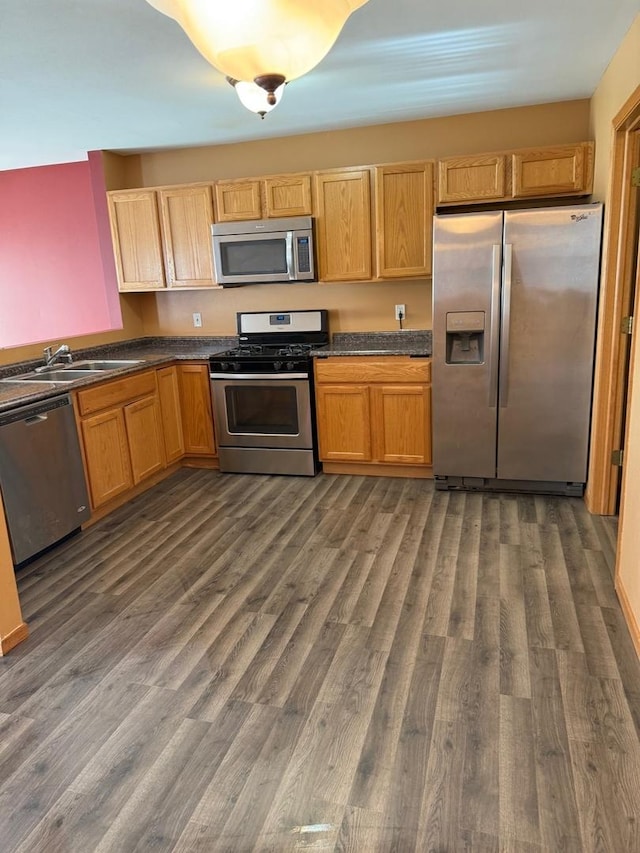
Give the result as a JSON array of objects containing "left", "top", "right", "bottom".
[
  {"left": 497, "top": 204, "right": 602, "bottom": 482},
  {"left": 432, "top": 212, "right": 504, "bottom": 477}
]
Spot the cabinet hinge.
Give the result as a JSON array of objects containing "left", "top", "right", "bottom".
[
  {"left": 632, "top": 167, "right": 640, "bottom": 188},
  {"left": 611, "top": 449, "right": 624, "bottom": 467},
  {"left": 621, "top": 315, "right": 634, "bottom": 335}
]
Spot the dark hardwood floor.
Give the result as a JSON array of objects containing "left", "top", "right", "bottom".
[{"left": 1, "top": 469, "right": 639, "bottom": 852}]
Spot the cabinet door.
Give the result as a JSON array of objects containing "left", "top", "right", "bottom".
[
  {"left": 81, "top": 408, "right": 133, "bottom": 508},
  {"left": 158, "top": 185, "right": 215, "bottom": 287},
  {"left": 437, "top": 155, "right": 506, "bottom": 204},
  {"left": 107, "top": 191, "right": 165, "bottom": 290},
  {"left": 314, "top": 170, "right": 372, "bottom": 282},
  {"left": 316, "top": 384, "right": 372, "bottom": 462},
  {"left": 124, "top": 395, "right": 166, "bottom": 485},
  {"left": 372, "top": 384, "right": 431, "bottom": 465},
  {"left": 263, "top": 175, "right": 313, "bottom": 217},
  {"left": 178, "top": 364, "right": 216, "bottom": 455},
  {"left": 375, "top": 162, "right": 434, "bottom": 278},
  {"left": 214, "top": 180, "right": 262, "bottom": 222},
  {"left": 157, "top": 366, "right": 185, "bottom": 463},
  {"left": 511, "top": 143, "right": 592, "bottom": 198}
]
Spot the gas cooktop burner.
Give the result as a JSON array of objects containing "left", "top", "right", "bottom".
[{"left": 221, "top": 343, "right": 314, "bottom": 359}]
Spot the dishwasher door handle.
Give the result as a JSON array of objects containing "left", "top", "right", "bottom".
[{"left": 24, "top": 414, "right": 48, "bottom": 425}]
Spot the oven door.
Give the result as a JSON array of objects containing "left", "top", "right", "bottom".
[{"left": 210, "top": 374, "right": 313, "bottom": 449}]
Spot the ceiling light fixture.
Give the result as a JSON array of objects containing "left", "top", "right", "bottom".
[
  {"left": 226, "top": 77, "right": 286, "bottom": 119},
  {"left": 144, "top": 0, "right": 370, "bottom": 107}
]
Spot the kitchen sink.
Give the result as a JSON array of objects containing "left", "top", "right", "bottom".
[
  {"left": 3, "top": 369, "right": 104, "bottom": 383},
  {"left": 72, "top": 359, "right": 143, "bottom": 370},
  {"left": 0, "top": 359, "right": 145, "bottom": 384}
]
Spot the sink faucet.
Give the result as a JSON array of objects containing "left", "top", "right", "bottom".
[{"left": 37, "top": 344, "right": 73, "bottom": 372}]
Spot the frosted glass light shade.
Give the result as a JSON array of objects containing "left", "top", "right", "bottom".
[
  {"left": 228, "top": 78, "right": 286, "bottom": 118},
  {"left": 145, "top": 0, "right": 370, "bottom": 83}
]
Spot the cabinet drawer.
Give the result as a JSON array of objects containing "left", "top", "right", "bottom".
[
  {"left": 315, "top": 358, "right": 430, "bottom": 384},
  {"left": 77, "top": 370, "right": 157, "bottom": 416}
]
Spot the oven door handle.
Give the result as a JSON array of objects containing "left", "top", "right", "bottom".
[{"left": 210, "top": 372, "right": 310, "bottom": 380}]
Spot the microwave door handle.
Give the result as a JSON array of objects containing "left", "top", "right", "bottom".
[{"left": 286, "top": 232, "right": 295, "bottom": 280}]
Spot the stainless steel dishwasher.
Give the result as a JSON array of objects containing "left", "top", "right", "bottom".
[{"left": 0, "top": 395, "right": 91, "bottom": 564}]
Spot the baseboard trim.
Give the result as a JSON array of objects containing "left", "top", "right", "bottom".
[
  {"left": 322, "top": 462, "right": 433, "bottom": 479},
  {"left": 0, "top": 621, "right": 29, "bottom": 656},
  {"left": 182, "top": 457, "right": 219, "bottom": 469},
  {"left": 616, "top": 577, "right": 640, "bottom": 659}
]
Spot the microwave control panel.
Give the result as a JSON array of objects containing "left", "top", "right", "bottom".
[{"left": 297, "top": 237, "right": 311, "bottom": 273}]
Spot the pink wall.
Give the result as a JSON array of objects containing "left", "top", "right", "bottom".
[{"left": 0, "top": 157, "right": 122, "bottom": 349}]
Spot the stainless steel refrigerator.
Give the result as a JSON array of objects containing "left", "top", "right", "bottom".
[{"left": 432, "top": 203, "right": 603, "bottom": 495}]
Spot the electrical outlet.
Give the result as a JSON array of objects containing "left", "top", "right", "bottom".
[
  {"left": 395, "top": 304, "right": 406, "bottom": 321},
  {"left": 192, "top": 312, "right": 202, "bottom": 328}
]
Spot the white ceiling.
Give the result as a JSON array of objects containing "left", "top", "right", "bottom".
[{"left": 2, "top": 0, "right": 639, "bottom": 172}]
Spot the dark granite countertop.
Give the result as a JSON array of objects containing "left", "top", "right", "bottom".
[
  {"left": 312, "top": 330, "right": 432, "bottom": 358},
  {"left": 0, "top": 336, "right": 237, "bottom": 414}
]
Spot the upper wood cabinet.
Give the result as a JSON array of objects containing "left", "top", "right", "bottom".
[
  {"left": 214, "top": 174, "right": 312, "bottom": 222},
  {"left": 263, "top": 175, "right": 313, "bottom": 218},
  {"left": 107, "top": 191, "right": 165, "bottom": 290},
  {"left": 511, "top": 143, "right": 592, "bottom": 198},
  {"left": 158, "top": 185, "right": 215, "bottom": 287},
  {"left": 437, "top": 142, "right": 594, "bottom": 206},
  {"left": 374, "top": 162, "right": 434, "bottom": 278},
  {"left": 214, "top": 180, "right": 262, "bottom": 222},
  {"left": 314, "top": 169, "right": 372, "bottom": 282},
  {"left": 437, "top": 154, "right": 506, "bottom": 205},
  {"left": 108, "top": 185, "right": 215, "bottom": 291}
]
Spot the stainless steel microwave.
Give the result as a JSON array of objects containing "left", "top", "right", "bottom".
[{"left": 211, "top": 216, "right": 316, "bottom": 287}]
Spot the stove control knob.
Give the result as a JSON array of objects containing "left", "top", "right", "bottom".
[
  {"left": 274, "top": 361, "right": 283, "bottom": 371},
  {"left": 286, "top": 361, "right": 296, "bottom": 371},
  {"left": 233, "top": 362, "right": 241, "bottom": 372},
  {"left": 220, "top": 361, "right": 229, "bottom": 371}
]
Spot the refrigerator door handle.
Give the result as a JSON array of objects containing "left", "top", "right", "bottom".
[
  {"left": 488, "top": 244, "right": 502, "bottom": 407},
  {"left": 499, "top": 243, "right": 513, "bottom": 408}
]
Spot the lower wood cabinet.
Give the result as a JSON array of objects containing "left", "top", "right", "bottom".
[
  {"left": 178, "top": 363, "right": 216, "bottom": 456},
  {"left": 77, "top": 370, "right": 166, "bottom": 509},
  {"left": 80, "top": 408, "right": 133, "bottom": 507},
  {"left": 315, "top": 357, "right": 432, "bottom": 473},
  {"left": 124, "top": 395, "right": 166, "bottom": 484},
  {"left": 372, "top": 383, "right": 431, "bottom": 464},
  {"left": 157, "top": 365, "right": 185, "bottom": 462},
  {"left": 316, "top": 384, "right": 372, "bottom": 462}
]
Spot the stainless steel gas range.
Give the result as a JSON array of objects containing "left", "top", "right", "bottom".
[{"left": 209, "top": 310, "right": 329, "bottom": 476}]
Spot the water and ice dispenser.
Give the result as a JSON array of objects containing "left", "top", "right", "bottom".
[{"left": 445, "top": 311, "right": 485, "bottom": 364}]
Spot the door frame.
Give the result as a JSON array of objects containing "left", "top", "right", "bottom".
[{"left": 585, "top": 84, "right": 640, "bottom": 515}]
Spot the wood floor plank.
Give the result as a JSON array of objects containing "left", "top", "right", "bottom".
[
  {"left": 528, "top": 646, "right": 583, "bottom": 852},
  {"left": 500, "top": 543, "right": 532, "bottom": 698},
  {"left": 569, "top": 739, "right": 640, "bottom": 852},
  {"left": 334, "top": 804, "right": 382, "bottom": 852},
  {"left": 460, "top": 594, "right": 501, "bottom": 837},
  {"left": 1, "top": 470, "right": 639, "bottom": 853},
  {"left": 414, "top": 718, "right": 466, "bottom": 852},
  {"left": 448, "top": 491, "right": 481, "bottom": 640},
  {"left": 575, "top": 603, "right": 623, "bottom": 680},
  {"left": 499, "top": 695, "right": 541, "bottom": 846},
  {"left": 537, "top": 524, "right": 585, "bottom": 653},
  {"left": 379, "top": 634, "right": 445, "bottom": 850}
]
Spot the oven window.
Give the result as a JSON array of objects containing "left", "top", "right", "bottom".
[
  {"left": 220, "top": 238, "right": 287, "bottom": 277},
  {"left": 225, "top": 385, "right": 299, "bottom": 435}
]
